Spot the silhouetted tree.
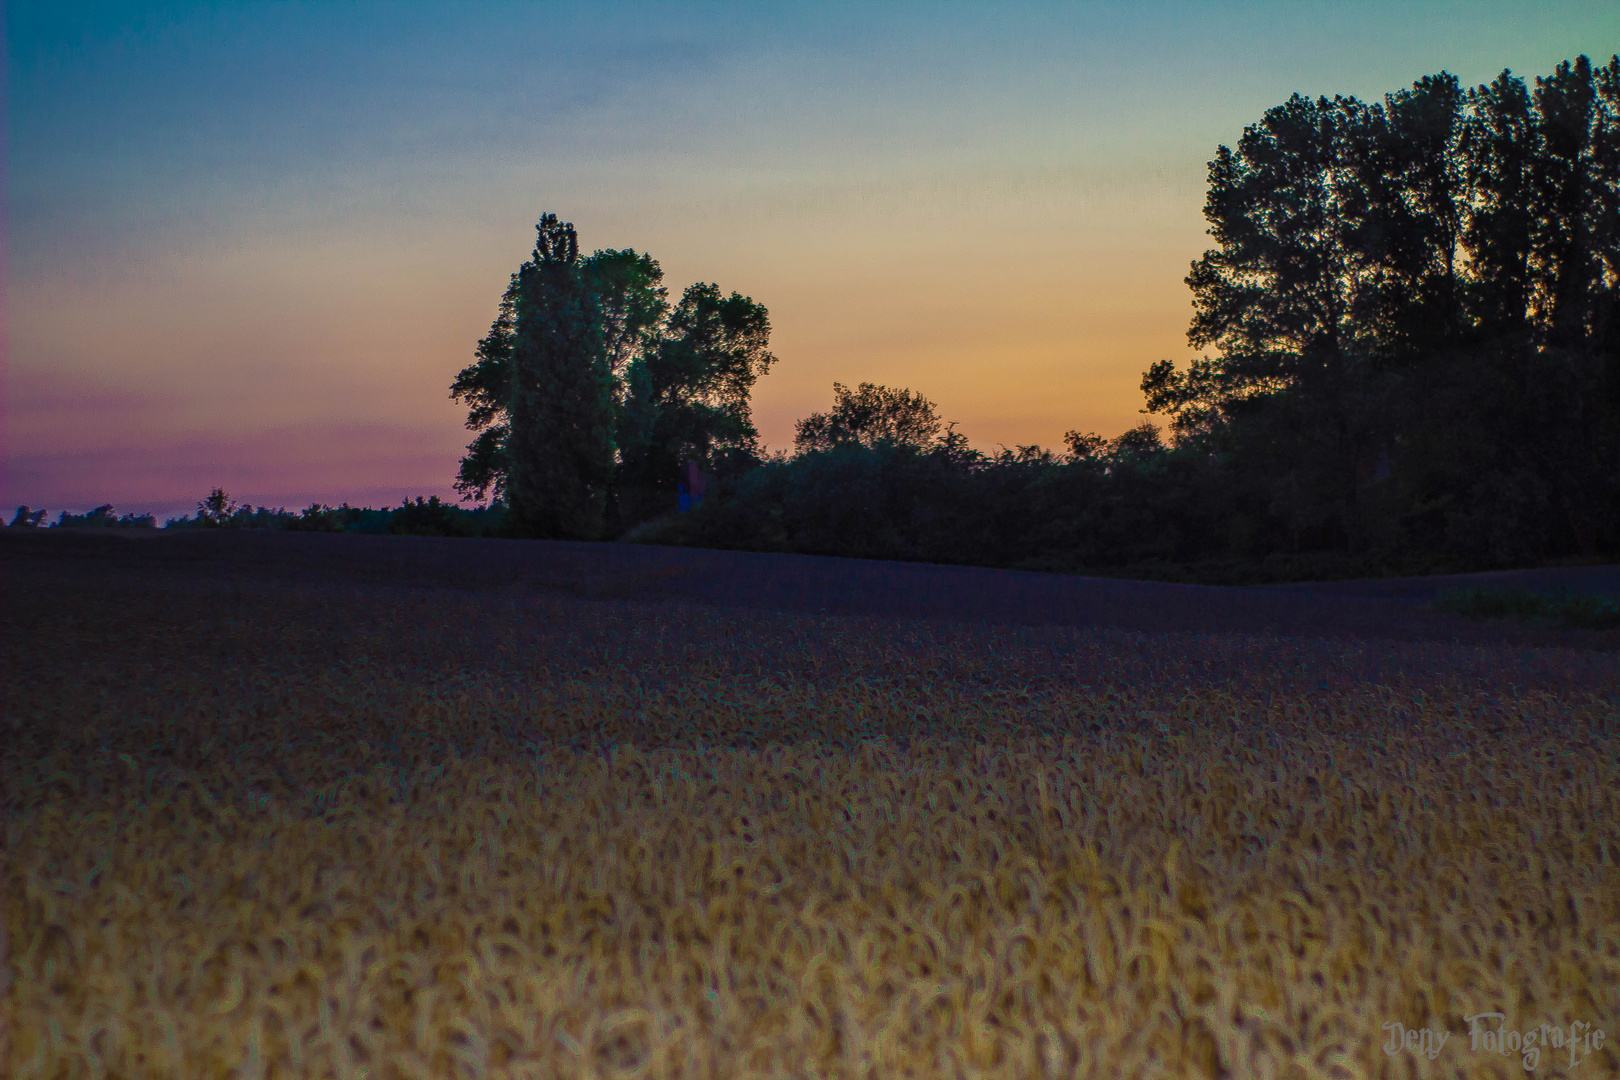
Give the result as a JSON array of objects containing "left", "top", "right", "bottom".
[
  {"left": 455, "top": 232, "right": 774, "bottom": 533},
  {"left": 794, "top": 382, "right": 946, "bottom": 454},
  {"left": 1414, "top": 57, "right": 1620, "bottom": 560},
  {"left": 388, "top": 495, "right": 477, "bottom": 537},
  {"left": 51, "top": 506, "right": 156, "bottom": 528},
  {"left": 1503, "top": 57, "right": 1619, "bottom": 556},
  {"left": 450, "top": 272, "right": 519, "bottom": 503},
  {"left": 504, "top": 213, "right": 616, "bottom": 540},
  {"left": 453, "top": 249, "right": 666, "bottom": 506},
  {"left": 197, "top": 488, "right": 238, "bottom": 528},
  {"left": 617, "top": 283, "right": 776, "bottom": 487},
  {"left": 1144, "top": 55, "right": 1619, "bottom": 565}
]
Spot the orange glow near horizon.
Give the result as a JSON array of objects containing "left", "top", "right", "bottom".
[{"left": 7, "top": 176, "right": 1208, "bottom": 516}]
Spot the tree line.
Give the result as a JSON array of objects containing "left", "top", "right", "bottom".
[
  {"left": 1139, "top": 55, "right": 1620, "bottom": 572},
  {"left": 17, "top": 56, "right": 1615, "bottom": 584},
  {"left": 7, "top": 490, "right": 506, "bottom": 536},
  {"left": 459, "top": 55, "right": 1616, "bottom": 582}
]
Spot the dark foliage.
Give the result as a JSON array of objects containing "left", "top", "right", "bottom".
[
  {"left": 432, "top": 59, "right": 1619, "bottom": 585},
  {"left": 47, "top": 505, "right": 156, "bottom": 529},
  {"left": 387, "top": 496, "right": 482, "bottom": 537},
  {"left": 1434, "top": 586, "right": 1620, "bottom": 630},
  {"left": 794, "top": 382, "right": 945, "bottom": 454},
  {"left": 452, "top": 219, "right": 773, "bottom": 535},
  {"left": 641, "top": 55, "right": 1619, "bottom": 582},
  {"left": 449, "top": 274, "right": 518, "bottom": 505},
  {"left": 645, "top": 417, "right": 1231, "bottom": 573},
  {"left": 453, "top": 216, "right": 774, "bottom": 534},
  {"left": 504, "top": 214, "right": 617, "bottom": 540},
  {"left": 1139, "top": 55, "right": 1619, "bottom": 572},
  {"left": 616, "top": 283, "right": 775, "bottom": 491},
  {"left": 159, "top": 490, "right": 507, "bottom": 537}
]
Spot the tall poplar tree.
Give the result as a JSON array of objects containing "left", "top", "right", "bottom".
[{"left": 504, "top": 214, "right": 616, "bottom": 540}]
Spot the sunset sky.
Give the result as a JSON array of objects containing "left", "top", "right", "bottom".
[{"left": 6, "top": 1, "right": 1616, "bottom": 518}]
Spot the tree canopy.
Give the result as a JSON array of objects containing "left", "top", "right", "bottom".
[
  {"left": 794, "top": 382, "right": 947, "bottom": 454},
  {"left": 616, "top": 282, "right": 777, "bottom": 490},
  {"left": 1142, "top": 55, "right": 1619, "bottom": 561},
  {"left": 451, "top": 216, "right": 776, "bottom": 534}
]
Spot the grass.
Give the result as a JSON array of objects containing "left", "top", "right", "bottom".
[
  {"left": 3, "top": 569, "right": 1619, "bottom": 1079},
  {"left": 1433, "top": 585, "right": 1620, "bottom": 631}
]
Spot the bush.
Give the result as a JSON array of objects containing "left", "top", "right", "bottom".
[
  {"left": 51, "top": 505, "right": 156, "bottom": 529},
  {"left": 389, "top": 496, "right": 478, "bottom": 538},
  {"left": 162, "top": 491, "right": 507, "bottom": 538},
  {"left": 632, "top": 437, "right": 1242, "bottom": 575},
  {"left": 1433, "top": 586, "right": 1620, "bottom": 631}
]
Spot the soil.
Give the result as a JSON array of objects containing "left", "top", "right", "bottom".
[{"left": 5, "top": 528, "right": 1618, "bottom": 651}]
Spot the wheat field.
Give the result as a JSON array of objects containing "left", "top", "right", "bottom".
[{"left": 3, "top": 573, "right": 1618, "bottom": 1079}]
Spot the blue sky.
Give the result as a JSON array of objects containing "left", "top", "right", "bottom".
[{"left": 6, "top": 1, "right": 1616, "bottom": 516}]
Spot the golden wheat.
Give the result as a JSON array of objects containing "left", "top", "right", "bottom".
[{"left": 3, "top": 578, "right": 1617, "bottom": 1079}]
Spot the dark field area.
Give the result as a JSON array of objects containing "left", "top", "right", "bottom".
[
  {"left": 3, "top": 530, "right": 1618, "bottom": 1079},
  {"left": 7, "top": 528, "right": 1620, "bottom": 649}
]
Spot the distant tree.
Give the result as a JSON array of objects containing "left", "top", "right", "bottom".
[
  {"left": 794, "top": 382, "right": 945, "bottom": 454},
  {"left": 60, "top": 505, "right": 115, "bottom": 527},
  {"left": 197, "top": 488, "right": 238, "bottom": 528},
  {"left": 388, "top": 495, "right": 477, "bottom": 538},
  {"left": 1108, "top": 422, "right": 1166, "bottom": 463},
  {"left": 51, "top": 505, "right": 156, "bottom": 529},
  {"left": 581, "top": 249, "right": 670, "bottom": 531},
  {"left": 618, "top": 283, "right": 777, "bottom": 491},
  {"left": 453, "top": 236, "right": 769, "bottom": 531},
  {"left": 452, "top": 248, "right": 668, "bottom": 506},
  {"left": 1062, "top": 431, "right": 1109, "bottom": 463},
  {"left": 8, "top": 506, "right": 46, "bottom": 528},
  {"left": 503, "top": 213, "right": 617, "bottom": 540}
]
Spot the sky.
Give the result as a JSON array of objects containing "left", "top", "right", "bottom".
[{"left": 5, "top": 1, "right": 1617, "bottom": 519}]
